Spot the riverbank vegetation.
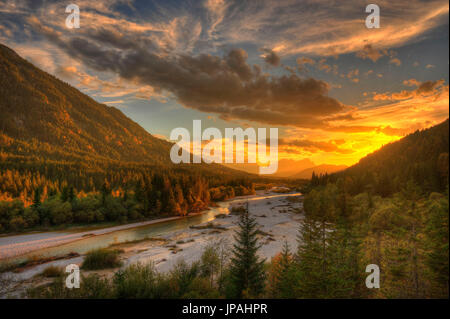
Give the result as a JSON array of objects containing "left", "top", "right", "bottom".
[
  {"left": 81, "top": 249, "right": 122, "bottom": 270},
  {"left": 0, "top": 173, "right": 255, "bottom": 234}
]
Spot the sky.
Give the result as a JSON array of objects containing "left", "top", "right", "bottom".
[{"left": 0, "top": 0, "right": 448, "bottom": 167}]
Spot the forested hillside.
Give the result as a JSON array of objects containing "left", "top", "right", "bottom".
[
  {"left": 307, "top": 119, "right": 449, "bottom": 196},
  {"left": 0, "top": 44, "right": 255, "bottom": 233},
  {"left": 0, "top": 44, "right": 173, "bottom": 164},
  {"left": 298, "top": 120, "right": 449, "bottom": 298}
]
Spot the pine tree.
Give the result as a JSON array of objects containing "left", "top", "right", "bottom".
[
  {"left": 68, "top": 186, "right": 75, "bottom": 203},
  {"left": 32, "top": 187, "right": 41, "bottom": 209},
  {"left": 424, "top": 190, "right": 449, "bottom": 298},
  {"left": 271, "top": 241, "right": 295, "bottom": 298},
  {"left": 101, "top": 182, "right": 110, "bottom": 205},
  {"left": 228, "top": 202, "right": 266, "bottom": 298},
  {"left": 61, "top": 186, "right": 69, "bottom": 202},
  {"left": 295, "top": 211, "right": 326, "bottom": 298}
]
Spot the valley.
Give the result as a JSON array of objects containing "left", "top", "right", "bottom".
[{"left": 0, "top": 191, "right": 303, "bottom": 298}]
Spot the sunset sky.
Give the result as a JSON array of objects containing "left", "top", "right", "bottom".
[{"left": 0, "top": 0, "right": 448, "bottom": 167}]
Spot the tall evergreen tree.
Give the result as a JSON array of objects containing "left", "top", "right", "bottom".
[
  {"left": 228, "top": 202, "right": 266, "bottom": 298},
  {"left": 424, "top": 190, "right": 449, "bottom": 298},
  {"left": 32, "top": 187, "right": 41, "bottom": 209},
  {"left": 271, "top": 241, "right": 295, "bottom": 298}
]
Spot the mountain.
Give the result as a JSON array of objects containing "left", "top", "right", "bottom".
[
  {"left": 292, "top": 164, "right": 347, "bottom": 179},
  {"left": 0, "top": 43, "right": 175, "bottom": 165},
  {"left": 223, "top": 158, "right": 316, "bottom": 177},
  {"left": 0, "top": 43, "right": 253, "bottom": 201},
  {"left": 331, "top": 119, "right": 449, "bottom": 195},
  {"left": 273, "top": 158, "right": 316, "bottom": 177}
]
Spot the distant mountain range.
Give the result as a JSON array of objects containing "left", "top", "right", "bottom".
[
  {"left": 291, "top": 164, "right": 348, "bottom": 179},
  {"left": 224, "top": 159, "right": 347, "bottom": 179}
]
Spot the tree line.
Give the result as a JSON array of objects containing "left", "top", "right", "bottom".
[{"left": 0, "top": 172, "right": 255, "bottom": 233}]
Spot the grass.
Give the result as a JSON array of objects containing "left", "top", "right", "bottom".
[
  {"left": 109, "top": 236, "right": 167, "bottom": 247},
  {"left": 189, "top": 222, "right": 226, "bottom": 230},
  {"left": 230, "top": 205, "right": 246, "bottom": 214},
  {"left": 81, "top": 249, "right": 122, "bottom": 270},
  {"left": 41, "top": 265, "right": 64, "bottom": 278}
]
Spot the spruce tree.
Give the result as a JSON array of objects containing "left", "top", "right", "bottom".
[
  {"left": 32, "top": 187, "right": 41, "bottom": 209},
  {"left": 272, "top": 241, "right": 295, "bottom": 298},
  {"left": 295, "top": 211, "right": 325, "bottom": 298},
  {"left": 229, "top": 202, "right": 266, "bottom": 298},
  {"left": 424, "top": 190, "right": 449, "bottom": 298}
]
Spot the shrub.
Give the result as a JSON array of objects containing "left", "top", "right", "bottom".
[
  {"left": 28, "top": 274, "right": 113, "bottom": 298},
  {"left": 113, "top": 263, "right": 164, "bottom": 298},
  {"left": 41, "top": 265, "right": 64, "bottom": 278},
  {"left": 230, "top": 205, "right": 246, "bottom": 215},
  {"left": 81, "top": 249, "right": 122, "bottom": 270}
]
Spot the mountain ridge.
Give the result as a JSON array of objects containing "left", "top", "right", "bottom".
[{"left": 0, "top": 43, "right": 173, "bottom": 165}]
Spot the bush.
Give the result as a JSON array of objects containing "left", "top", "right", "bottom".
[
  {"left": 28, "top": 274, "right": 113, "bottom": 298},
  {"left": 113, "top": 263, "right": 164, "bottom": 298},
  {"left": 230, "top": 205, "right": 246, "bottom": 215},
  {"left": 81, "top": 249, "right": 122, "bottom": 270},
  {"left": 41, "top": 265, "right": 64, "bottom": 278}
]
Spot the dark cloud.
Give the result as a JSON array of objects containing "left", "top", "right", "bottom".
[
  {"left": 260, "top": 48, "right": 280, "bottom": 67},
  {"left": 373, "top": 79, "right": 446, "bottom": 101},
  {"left": 33, "top": 22, "right": 345, "bottom": 129},
  {"left": 416, "top": 80, "right": 445, "bottom": 94}
]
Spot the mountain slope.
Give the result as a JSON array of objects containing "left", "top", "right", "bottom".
[
  {"left": 333, "top": 119, "right": 449, "bottom": 195},
  {"left": 0, "top": 43, "right": 174, "bottom": 165}
]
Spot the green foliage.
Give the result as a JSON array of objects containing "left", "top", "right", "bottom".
[
  {"left": 227, "top": 203, "right": 266, "bottom": 298},
  {"left": 268, "top": 241, "right": 296, "bottom": 298},
  {"left": 28, "top": 274, "right": 114, "bottom": 299},
  {"left": 81, "top": 249, "right": 122, "bottom": 270},
  {"left": 40, "top": 265, "right": 64, "bottom": 278},
  {"left": 0, "top": 173, "right": 254, "bottom": 233},
  {"left": 423, "top": 191, "right": 449, "bottom": 298},
  {"left": 200, "top": 244, "right": 221, "bottom": 287},
  {"left": 113, "top": 263, "right": 166, "bottom": 298}
]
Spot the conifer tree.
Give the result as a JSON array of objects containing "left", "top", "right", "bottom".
[
  {"left": 424, "top": 190, "right": 449, "bottom": 298},
  {"left": 32, "top": 187, "right": 41, "bottom": 209},
  {"left": 271, "top": 241, "right": 295, "bottom": 298},
  {"left": 295, "top": 211, "right": 326, "bottom": 298},
  {"left": 229, "top": 202, "right": 266, "bottom": 298}
]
